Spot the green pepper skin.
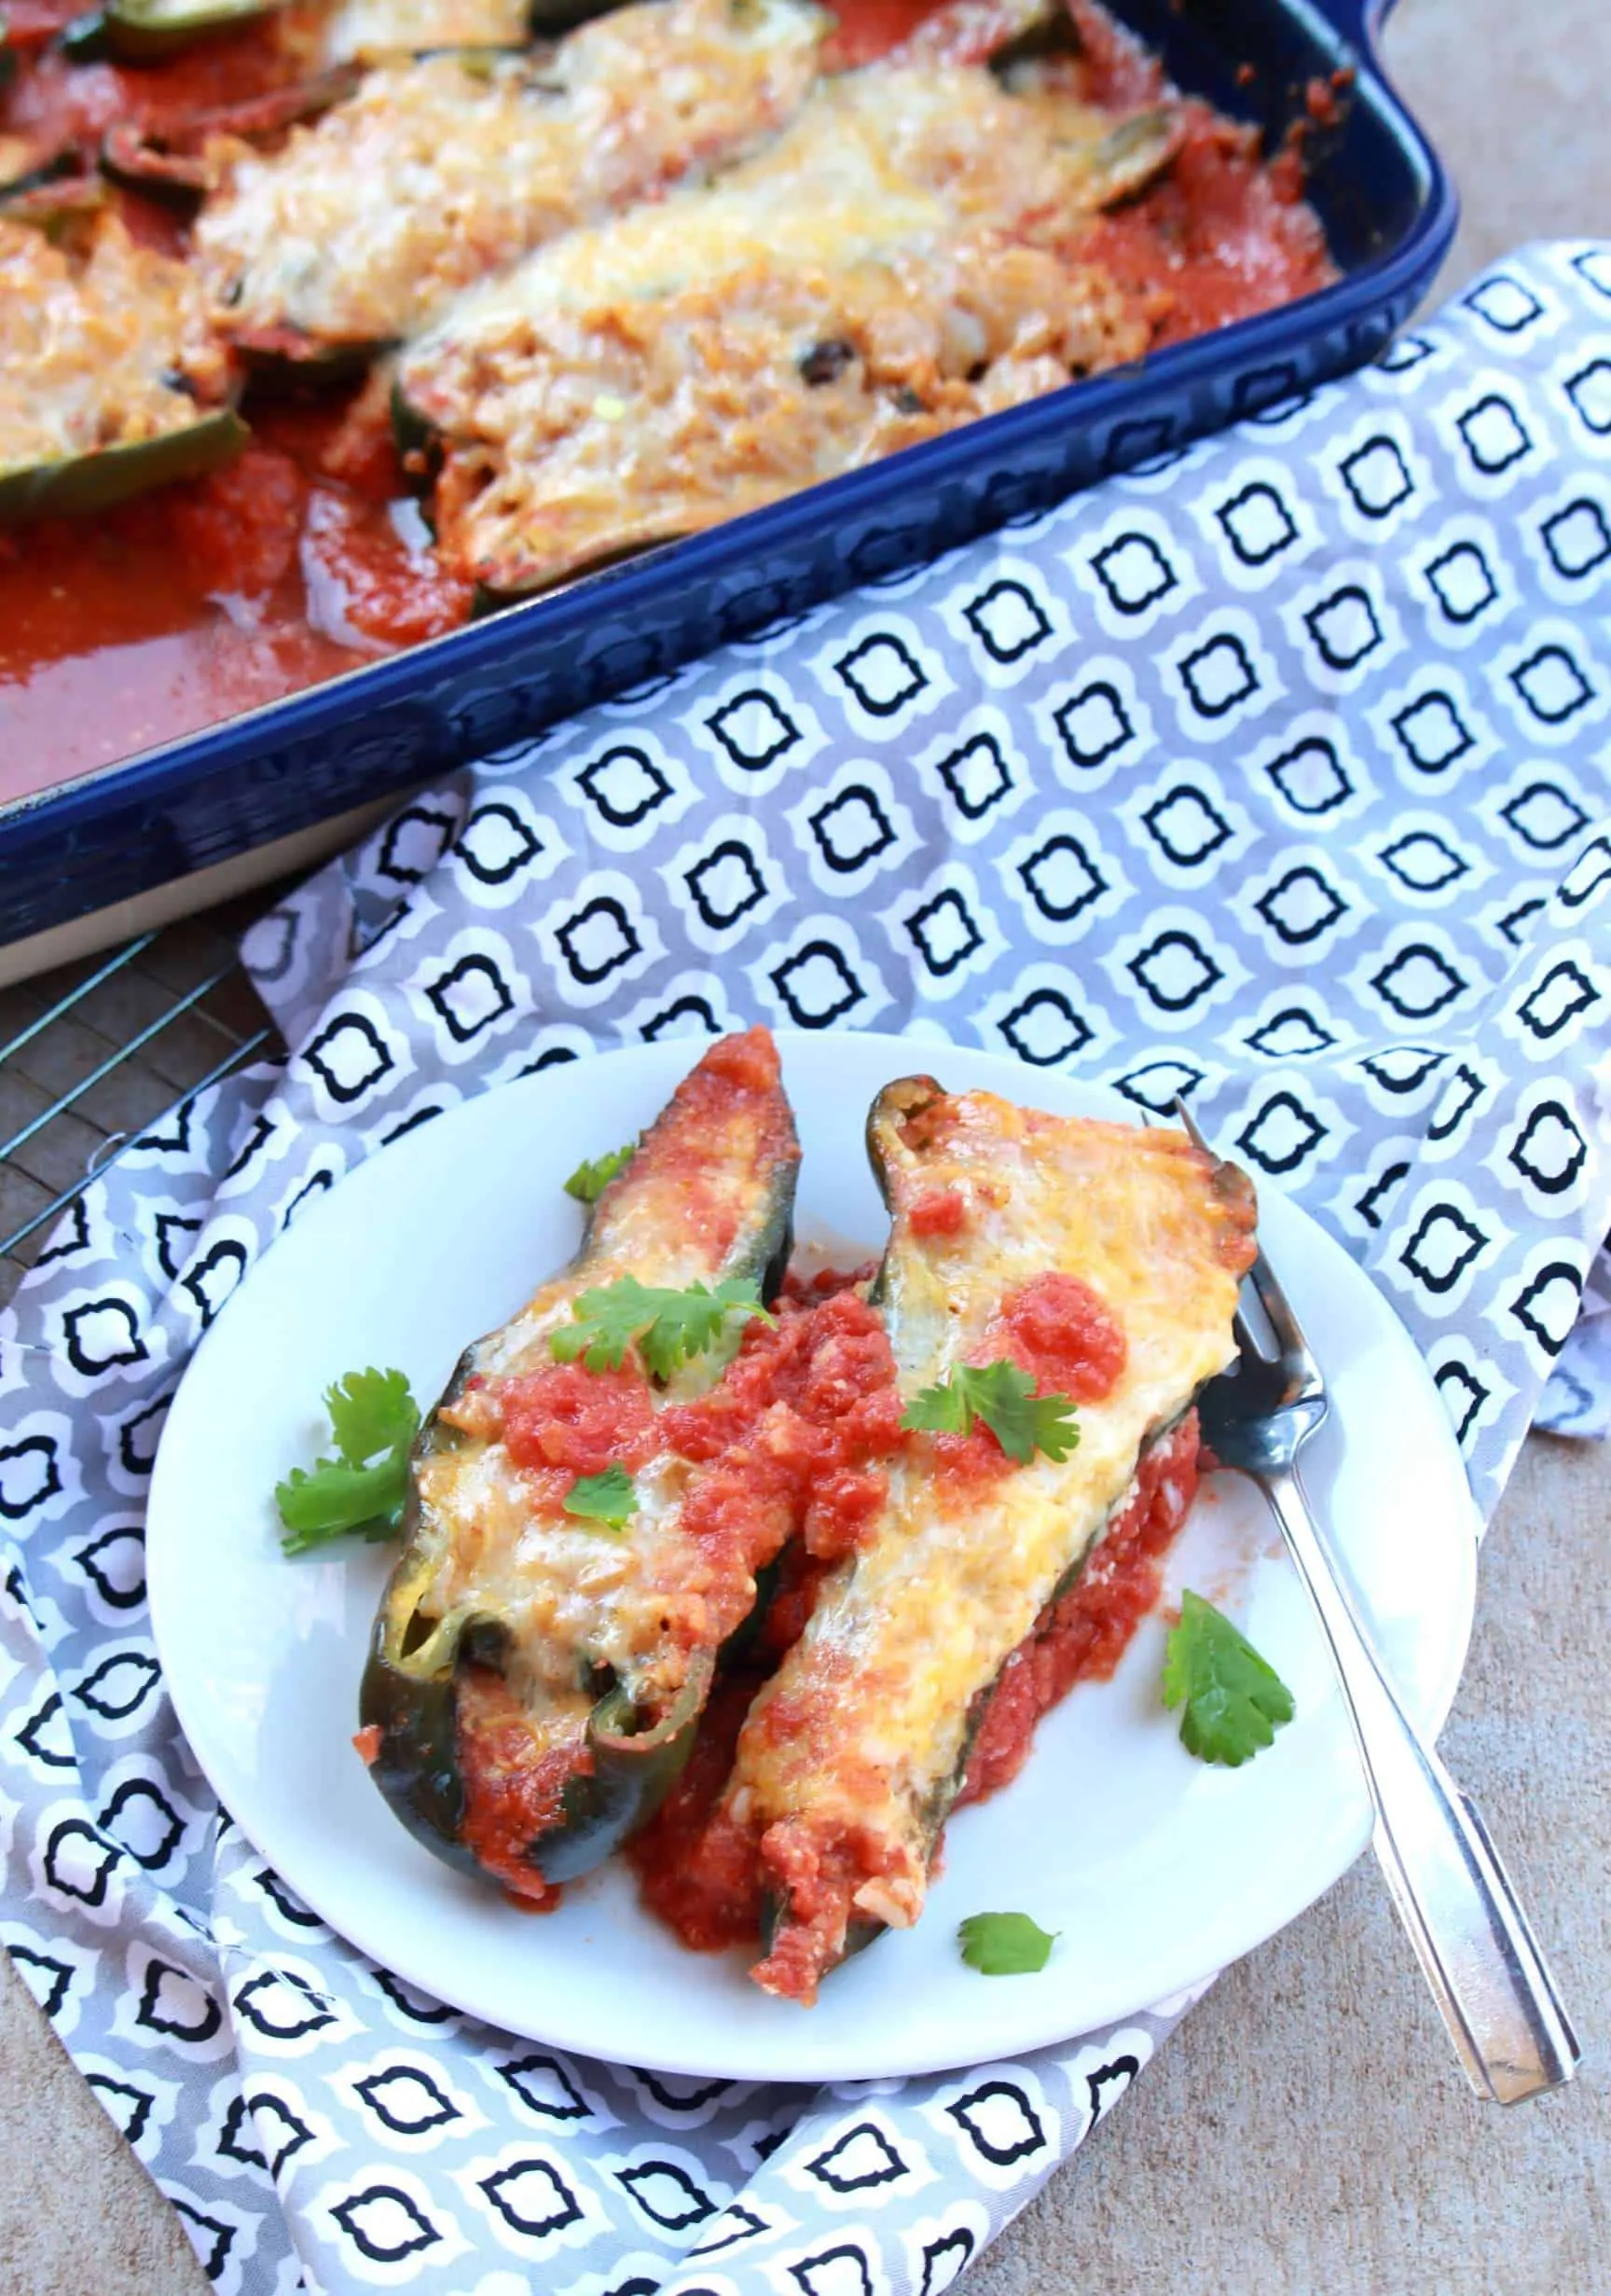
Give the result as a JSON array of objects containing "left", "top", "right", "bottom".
[
  {"left": 67, "top": 0, "right": 623, "bottom": 64},
  {"left": 361, "top": 1653, "right": 477, "bottom": 1875},
  {"left": 0, "top": 408, "right": 249, "bottom": 528},
  {"left": 361, "top": 1558, "right": 712, "bottom": 1882},
  {"left": 228, "top": 326, "right": 383, "bottom": 382},
  {"left": 866, "top": 1076, "right": 942, "bottom": 1227},
  {"left": 0, "top": 156, "right": 99, "bottom": 217},
  {"left": 390, "top": 374, "right": 439, "bottom": 473},
  {"left": 359, "top": 1030, "right": 800, "bottom": 1897},
  {"left": 359, "top": 1511, "right": 477, "bottom": 1876},
  {"left": 63, "top": 0, "right": 276, "bottom": 65},
  {"left": 100, "top": 64, "right": 365, "bottom": 214},
  {"left": 524, "top": 0, "right": 626, "bottom": 31},
  {"left": 543, "top": 1662, "right": 712, "bottom": 1880}
]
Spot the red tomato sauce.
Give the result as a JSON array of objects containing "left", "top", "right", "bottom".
[
  {"left": 0, "top": 21, "right": 298, "bottom": 165},
  {"left": 1077, "top": 104, "right": 1333, "bottom": 350},
  {"left": 907, "top": 1183, "right": 967, "bottom": 1238},
  {"left": 640, "top": 1287, "right": 902, "bottom": 1679},
  {"left": 991, "top": 1270, "right": 1128, "bottom": 1401},
  {"left": 456, "top": 1665, "right": 572, "bottom": 1909},
  {"left": 496, "top": 1362, "right": 659, "bottom": 1478},
  {"left": 623, "top": 1673, "right": 769, "bottom": 1950},
  {"left": 820, "top": 0, "right": 935, "bottom": 69},
  {"left": 617, "top": 1024, "right": 803, "bottom": 1268},
  {"left": 0, "top": 384, "right": 470, "bottom": 796},
  {"left": 929, "top": 1269, "right": 1127, "bottom": 1483},
  {"left": 1, "top": 0, "right": 1336, "bottom": 798}
]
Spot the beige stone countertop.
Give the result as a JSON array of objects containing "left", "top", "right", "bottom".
[{"left": 3, "top": 0, "right": 1609, "bottom": 2288}]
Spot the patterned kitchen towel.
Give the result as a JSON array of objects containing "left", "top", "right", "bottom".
[{"left": 4, "top": 240, "right": 1611, "bottom": 2296}]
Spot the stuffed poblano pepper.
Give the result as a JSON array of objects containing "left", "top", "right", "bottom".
[
  {"left": 359, "top": 1027, "right": 802, "bottom": 1903},
  {"left": 709, "top": 1079, "right": 1258, "bottom": 2003},
  {"left": 192, "top": 0, "right": 828, "bottom": 367},
  {"left": 0, "top": 205, "right": 244, "bottom": 525},
  {"left": 392, "top": 26, "right": 1178, "bottom": 598}
]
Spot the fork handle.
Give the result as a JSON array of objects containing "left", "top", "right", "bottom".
[{"left": 1260, "top": 1468, "right": 1580, "bottom": 2104}]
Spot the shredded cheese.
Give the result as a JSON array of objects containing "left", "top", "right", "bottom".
[
  {"left": 0, "top": 214, "right": 228, "bottom": 475},
  {"left": 398, "top": 64, "right": 1161, "bottom": 590},
  {"left": 196, "top": 0, "right": 827, "bottom": 347}
]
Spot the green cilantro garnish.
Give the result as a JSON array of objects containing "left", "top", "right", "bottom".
[
  {"left": 564, "top": 1141, "right": 636, "bottom": 1204},
  {"left": 1162, "top": 1589, "right": 1295, "bottom": 1766},
  {"left": 901, "top": 1361, "right": 1080, "bottom": 1466},
  {"left": 957, "top": 1911, "right": 1058, "bottom": 1976},
  {"left": 550, "top": 1275, "right": 774, "bottom": 1381},
  {"left": 275, "top": 1367, "right": 420, "bottom": 1556},
  {"left": 563, "top": 1464, "right": 637, "bottom": 1532}
]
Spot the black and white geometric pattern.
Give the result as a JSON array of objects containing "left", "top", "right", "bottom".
[{"left": 3, "top": 244, "right": 1611, "bottom": 2296}]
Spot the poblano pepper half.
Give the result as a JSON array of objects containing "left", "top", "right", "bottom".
[
  {"left": 732, "top": 1076, "right": 1257, "bottom": 2002},
  {"left": 359, "top": 1028, "right": 801, "bottom": 1902},
  {"left": 0, "top": 201, "right": 245, "bottom": 526}
]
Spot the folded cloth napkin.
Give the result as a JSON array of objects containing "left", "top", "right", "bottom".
[{"left": 4, "top": 241, "right": 1610, "bottom": 2296}]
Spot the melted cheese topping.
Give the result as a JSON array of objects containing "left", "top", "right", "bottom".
[
  {"left": 195, "top": 0, "right": 826, "bottom": 345},
  {"left": 400, "top": 65, "right": 1160, "bottom": 588},
  {"left": 734, "top": 1099, "right": 1257, "bottom": 1923},
  {"left": 0, "top": 214, "right": 228, "bottom": 473},
  {"left": 419, "top": 1437, "right": 702, "bottom": 1702}
]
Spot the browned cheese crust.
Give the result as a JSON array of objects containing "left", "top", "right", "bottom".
[{"left": 397, "top": 64, "right": 1178, "bottom": 589}]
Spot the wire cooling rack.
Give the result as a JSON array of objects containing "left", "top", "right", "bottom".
[{"left": 0, "top": 905, "right": 283, "bottom": 1312}]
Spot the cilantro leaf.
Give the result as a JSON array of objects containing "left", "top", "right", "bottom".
[
  {"left": 276, "top": 1457, "right": 410, "bottom": 1550},
  {"left": 564, "top": 1142, "right": 636, "bottom": 1204},
  {"left": 900, "top": 1375, "right": 972, "bottom": 1438},
  {"left": 563, "top": 1463, "right": 637, "bottom": 1531},
  {"left": 902, "top": 1361, "right": 1080, "bottom": 1466},
  {"left": 957, "top": 1911, "right": 1057, "bottom": 1975},
  {"left": 274, "top": 1366, "right": 420, "bottom": 1556},
  {"left": 324, "top": 1367, "right": 418, "bottom": 1468},
  {"left": 1162, "top": 1589, "right": 1295, "bottom": 1766},
  {"left": 550, "top": 1276, "right": 773, "bottom": 1381}
]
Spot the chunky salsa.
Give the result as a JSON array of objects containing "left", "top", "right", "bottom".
[{"left": 0, "top": 0, "right": 1333, "bottom": 796}]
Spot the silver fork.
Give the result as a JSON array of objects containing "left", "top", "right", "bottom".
[{"left": 1176, "top": 1101, "right": 1580, "bottom": 2105}]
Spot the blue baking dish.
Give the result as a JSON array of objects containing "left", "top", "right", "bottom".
[{"left": 0, "top": 0, "right": 1454, "bottom": 954}]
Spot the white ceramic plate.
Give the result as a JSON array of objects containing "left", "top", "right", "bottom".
[{"left": 148, "top": 1032, "right": 1478, "bottom": 2082}]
